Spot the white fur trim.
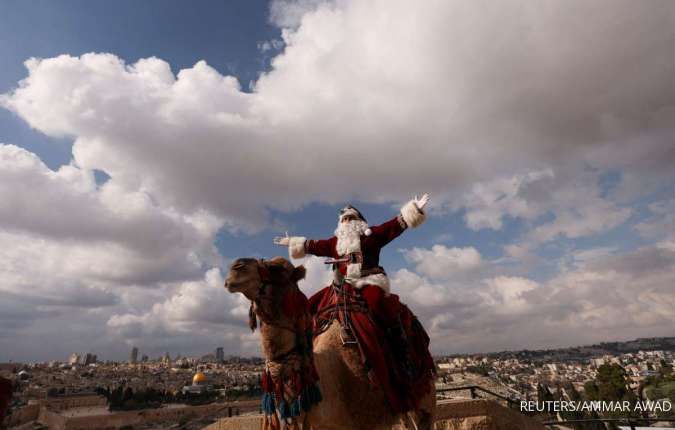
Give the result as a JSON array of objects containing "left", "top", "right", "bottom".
[
  {"left": 339, "top": 207, "right": 360, "bottom": 222},
  {"left": 401, "top": 200, "right": 426, "bottom": 228},
  {"left": 288, "top": 236, "right": 307, "bottom": 259},
  {"left": 352, "top": 273, "right": 390, "bottom": 294},
  {"left": 364, "top": 228, "right": 372, "bottom": 236}
]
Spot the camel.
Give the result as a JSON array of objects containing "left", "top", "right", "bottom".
[{"left": 224, "top": 256, "right": 436, "bottom": 430}]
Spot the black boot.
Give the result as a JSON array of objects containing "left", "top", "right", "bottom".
[{"left": 385, "top": 321, "right": 417, "bottom": 382}]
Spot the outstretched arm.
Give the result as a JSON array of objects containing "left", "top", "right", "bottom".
[
  {"left": 370, "top": 193, "right": 430, "bottom": 246},
  {"left": 401, "top": 193, "right": 429, "bottom": 228},
  {"left": 274, "top": 233, "right": 336, "bottom": 259}
]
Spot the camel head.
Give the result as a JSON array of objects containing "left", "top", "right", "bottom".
[
  {"left": 225, "top": 257, "right": 306, "bottom": 299},
  {"left": 224, "top": 257, "right": 307, "bottom": 331}
]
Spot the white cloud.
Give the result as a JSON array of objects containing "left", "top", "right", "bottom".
[
  {"left": 402, "top": 244, "right": 482, "bottom": 279},
  {"left": 458, "top": 169, "right": 554, "bottom": 231},
  {"left": 391, "top": 242, "right": 675, "bottom": 354},
  {"left": 0, "top": 144, "right": 220, "bottom": 287},
  {"left": 106, "top": 268, "right": 259, "bottom": 355},
  {"left": 635, "top": 198, "right": 675, "bottom": 241},
  {"left": 481, "top": 276, "right": 538, "bottom": 314},
  {"left": 460, "top": 166, "right": 633, "bottom": 244},
  {"left": 295, "top": 255, "right": 333, "bottom": 296},
  {"left": 3, "top": 1, "right": 675, "bottom": 233},
  {"left": 269, "top": 0, "right": 331, "bottom": 28},
  {"left": 528, "top": 195, "right": 631, "bottom": 244},
  {"left": 2, "top": 0, "right": 675, "bottom": 357}
]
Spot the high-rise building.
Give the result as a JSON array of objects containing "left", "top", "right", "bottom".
[
  {"left": 83, "top": 353, "right": 97, "bottom": 365},
  {"left": 68, "top": 353, "right": 80, "bottom": 365},
  {"left": 130, "top": 347, "right": 139, "bottom": 364},
  {"left": 215, "top": 347, "right": 224, "bottom": 362},
  {"left": 163, "top": 352, "right": 171, "bottom": 365},
  {"left": 141, "top": 354, "right": 149, "bottom": 362}
]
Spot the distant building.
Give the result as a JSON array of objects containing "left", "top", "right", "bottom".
[
  {"left": 68, "top": 353, "right": 80, "bottom": 365},
  {"left": 182, "top": 372, "right": 212, "bottom": 395},
  {"left": 130, "top": 347, "right": 139, "bottom": 364},
  {"left": 141, "top": 354, "right": 148, "bottom": 362},
  {"left": 200, "top": 353, "right": 216, "bottom": 363},
  {"left": 82, "top": 353, "right": 97, "bottom": 365},
  {"left": 163, "top": 352, "right": 171, "bottom": 365},
  {"left": 216, "top": 347, "right": 224, "bottom": 362}
]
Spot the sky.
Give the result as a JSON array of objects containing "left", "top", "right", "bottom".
[{"left": 0, "top": 0, "right": 674, "bottom": 362}]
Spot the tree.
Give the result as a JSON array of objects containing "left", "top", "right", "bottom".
[{"left": 585, "top": 364, "right": 638, "bottom": 420}]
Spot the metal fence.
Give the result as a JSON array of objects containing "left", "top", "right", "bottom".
[{"left": 542, "top": 417, "right": 675, "bottom": 429}]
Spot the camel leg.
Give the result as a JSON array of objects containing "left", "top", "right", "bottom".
[
  {"left": 415, "top": 409, "right": 433, "bottom": 430},
  {"left": 414, "top": 380, "right": 437, "bottom": 430}
]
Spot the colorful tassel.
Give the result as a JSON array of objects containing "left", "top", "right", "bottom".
[
  {"left": 278, "top": 399, "right": 290, "bottom": 419},
  {"left": 261, "top": 392, "right": 276, "bottom": 415},
  {"left": 290, "top": 398, "right": 301, "bottom": 417}
]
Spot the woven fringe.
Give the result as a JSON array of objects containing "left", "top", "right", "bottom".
[
  {"left": 290, "top": 398, "right": 301, "bottom": 417},
  {"left": 261, "top": 392, "right": 276, "bottom": 415},
  {"left": 278, "top": 399, "right": 290, "bottom": 419}
]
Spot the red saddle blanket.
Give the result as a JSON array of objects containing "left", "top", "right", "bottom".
[
  {"left": 0, "top": 376, "right": 12, "bottom": 423},
  {"left": 308, "top": 283, "right": 435, "bottom": 414}
]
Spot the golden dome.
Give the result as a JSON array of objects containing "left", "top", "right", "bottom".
[{"left": 192, "top": 372, "right": 207, "bottom": 384}]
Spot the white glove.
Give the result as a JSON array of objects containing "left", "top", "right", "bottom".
[
  {"left": 413, "top": 193, "right": 430, "bottom": 211},
  {"left": 273, "top": 232, "right": 290, "bottom": 246}
]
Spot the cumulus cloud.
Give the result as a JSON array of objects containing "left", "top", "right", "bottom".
[
  {"left": 458, "top": 169, "right": 555, "bottom": 231},
  {"left": 2, "top": 0, "right": 675, "bottom": 357},
  {"left": 0, "top": 144, "right": 221, "bottom": 292},
  {"left": 635, "top": 199, "right": 675, "bottom": 241},
  {"left": 3, "top": 1, "right": 675, "bottom": 232},
  {"left": 392, "top": 243, "right": 675, "bottom": 353},
  {"left": 269, "top": 0, "right": 330, "bottom": 28},
  {"left": 106, "top": 268, "right": 258, "bottom": 354},
  {"left": 402, "top": 245, "right": 482, "bottom": 280}
]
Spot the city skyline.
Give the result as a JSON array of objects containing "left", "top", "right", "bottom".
[
  {"left": 1, "top": 0, "right": 675, "bottom": 361},
  {"left": 4, "top": 336, "right": 673, "bottom": 365}
]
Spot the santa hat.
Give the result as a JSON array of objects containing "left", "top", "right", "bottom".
[{"left": 339, "top": 205, "right": 372, "bottom": 236}]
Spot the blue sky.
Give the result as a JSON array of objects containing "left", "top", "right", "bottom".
[
  {"left": 1, "top": 0, "right": 674, "bottom": 361},
  {"left": 0, "top": 0, "right": 279, "bottom": 169}
]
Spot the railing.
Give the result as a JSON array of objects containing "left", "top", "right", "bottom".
[
  {"left": 436, "top": 385, "right": 523, "bottom": 410},
  {"left": 542, "top": 417, "right": 675, "bottom": 429}
]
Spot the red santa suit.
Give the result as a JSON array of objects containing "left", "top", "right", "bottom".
[
  {"left": 288, "top": 200, "right": 425, "bottom": 322},
  {"left": 286, "top": 200, "right": 434, "bottom": 414}
]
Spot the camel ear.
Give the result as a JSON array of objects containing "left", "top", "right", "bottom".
[{"left": 291, "top": 265, "right": 306, "bottom": 282}]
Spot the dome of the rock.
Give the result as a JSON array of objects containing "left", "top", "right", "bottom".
[{"left": 192, "top": 372, "right": 207, "bottom": 385}]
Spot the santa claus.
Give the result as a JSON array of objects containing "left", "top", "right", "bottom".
[
  {"left": 273, "top": 194, "right": 428, "bottom": 307},
  {"left": 273, "top": 194, "right": 433, "bottom": 413}
]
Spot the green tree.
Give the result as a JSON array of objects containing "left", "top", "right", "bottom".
[{"left": 585, "top": 364, "right": 638, "bottom": 420}]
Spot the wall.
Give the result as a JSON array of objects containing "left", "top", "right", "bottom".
[
  {"left": 4, "top": 398, "right": 259, "bottom": 429},
  {"left": 37, "top": 394, "right": 107, "bottom": 411},
  {"left": 2, "top": 404, "right": 39, "bottom": 428},
  {"left": 204, "top": 399, "right": 546, "bottom": 430},
  {"left": 37, "top": 407, "right": 68, "bottom": 430},
  {"left": 433, "top": 399, "right": 545, "bottom": 430},
  {"left": 56, "top": 401, "right": 239, "bottom": 430}
]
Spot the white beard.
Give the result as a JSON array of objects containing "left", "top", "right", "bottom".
[
  {"left": 333, "top": 219, "right": 390, "bottom": 292},
  {"left": 334, "top": 220, "right": 368, "bottom": 257}
]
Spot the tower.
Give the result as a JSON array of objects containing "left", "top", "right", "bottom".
[{"left": 68, "top": 353, "right": 80, "bottom": 365}]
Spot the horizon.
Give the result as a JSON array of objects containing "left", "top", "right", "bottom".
[
  {"left": 3, "top": 335, "right": 673, "bottom": 365},
  {"left": 1, "top": 0, "right": 675, "bottom": 362}
]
